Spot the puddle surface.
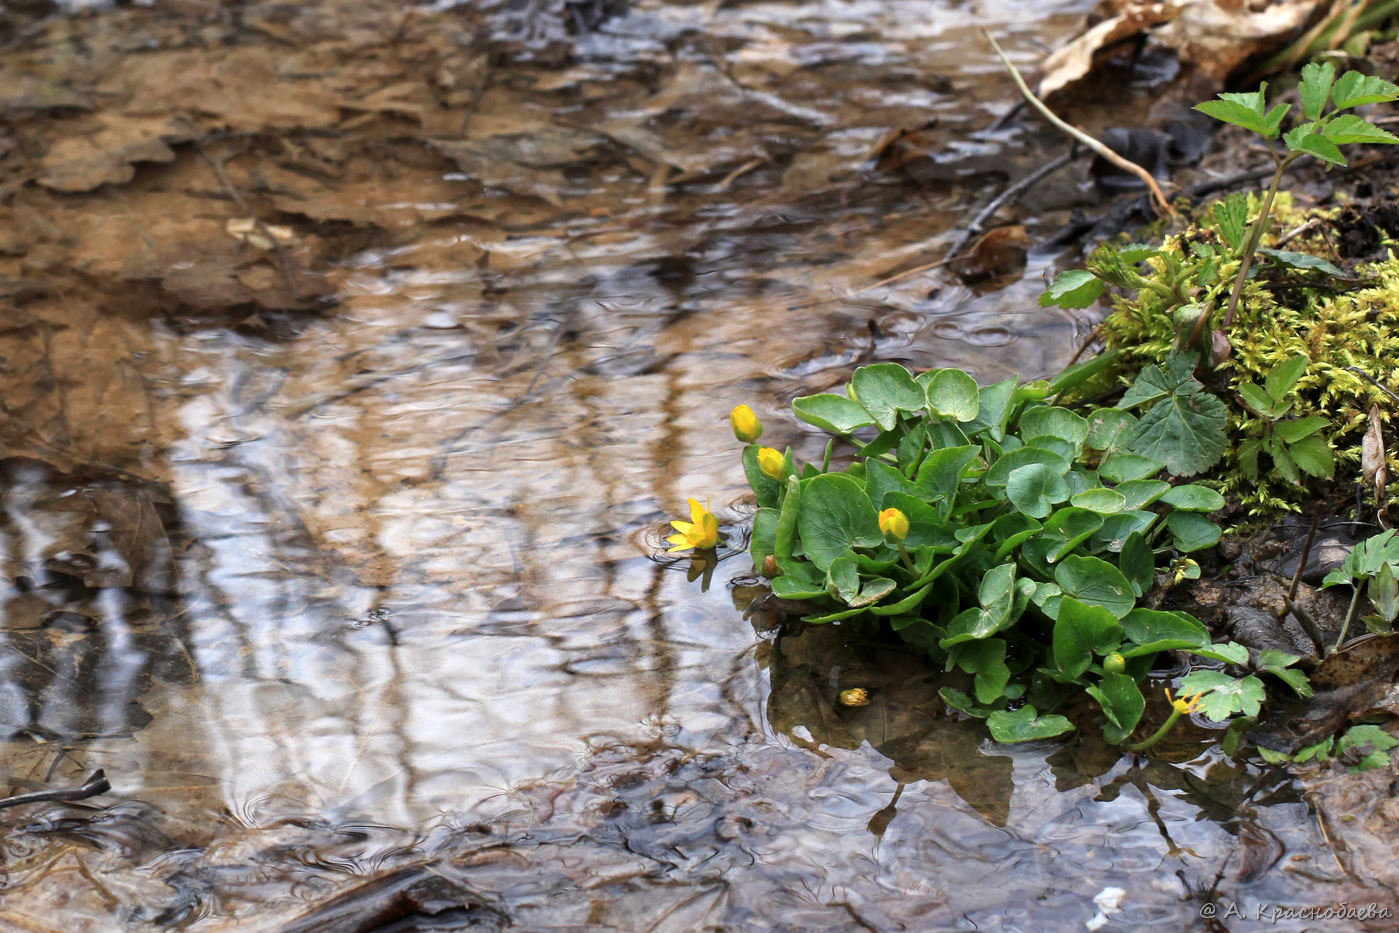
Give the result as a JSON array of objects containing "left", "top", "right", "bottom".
[{"left": 0, "top": 0, "right": 1388, "bottom": 928}]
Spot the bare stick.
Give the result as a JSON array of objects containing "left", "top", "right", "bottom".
[{"left": 984, "top": 31, "right": 1175, "bottom": 218}]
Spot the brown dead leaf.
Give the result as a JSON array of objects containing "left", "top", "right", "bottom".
[
  {"left": 950, "top": 226, "right": 1030, "bottom": 283},
  {"left": 38, "top": 114, "right": 190, "bottom": 192},
  {"left": 1362, "top": 404, "right": 1389, "bottom": 528},
  {"left": 1039, "top": 0, "right": 1323, "bottom": 97}
]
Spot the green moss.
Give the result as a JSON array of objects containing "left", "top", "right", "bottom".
[{"left": 1096, "top": 192, "right": 1399, "bottom": 515}]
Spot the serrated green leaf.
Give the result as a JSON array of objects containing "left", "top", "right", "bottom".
[
  {"left": 1179, "top": 670, "right": 1266, "bottom": 722},
  {"left": 1284, "top": 121, "right": 1346, "bottom": 165},
  {"left": 1331, "top": 70, "right": 1399, "bottom": 109},
  {"left": 1186, "top": 641, "right": 1250, "bottom": 665},
  {"left": 1237, "top": 380, "right": 1279, "bottom": 417},
  {"left": 1288, "top": 433, "right": 1335, "bottom": 479},
  {"left": 1323, "top": 113, "right": 1399, "bottom": 146},
  {"left": 987, "top": 705, "right": 1074, "bottom": 743},
  {"left": 1038, "top": 269, "right": 1104, "bottom": 309},
  {"left": 1265, "top": 353, "right": 1311, "bottom": 401},
  {"left": 1299, "top": 60, "right": 1335, "bottom": 122},
  {"left": 1209, "top": 191, "right": 1250, "bottom": 254},
  {"left": 1273, "top": 415, "right": 1328, "bottom": 443},
  {"left": 1195, "top": 97, "right": 1275, "bottom": 136},
  {"left": 1256, "top": 247, "right": 1346, "bottom": 277},
  {"left": 1128, "top": 390, "right": 1228, "bottom": 477}
]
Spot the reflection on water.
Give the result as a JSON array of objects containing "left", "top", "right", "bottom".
[{"left": 0, "top": 0, "right": 1385, "bottom": 928}]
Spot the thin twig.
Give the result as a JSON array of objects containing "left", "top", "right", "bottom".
[
  {"left": 983, "top": 31, "right": 1175, "bottom": 217},
  {"left": 943, "top": 148, "right": 1077, "bottom": 259},
  {"left": 1289, "top": 504, "right": 1323, "bottom": 602},
  {"left": 0, "top": 770, "right": 110, "bottom": 811}
]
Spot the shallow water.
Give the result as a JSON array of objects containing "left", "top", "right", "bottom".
[{"left": 0, "top": 0, "right": 1385, "bottom": 929}]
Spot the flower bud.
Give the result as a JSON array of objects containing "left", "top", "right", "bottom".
[
  {"left": 730, "top": 404, "right": 762, "bottom": 443},
  {"left": 757, "top": 446, "right": 784, "bottom": 480},
  {"left": 878, "top": 507, "right": 909, "bottom": 542}
]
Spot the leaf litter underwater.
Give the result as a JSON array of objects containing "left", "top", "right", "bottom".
[{"left": 0, "top": 0, "right": 1396, "bottom": 928}]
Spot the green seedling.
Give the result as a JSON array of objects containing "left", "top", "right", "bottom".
[
  {"left": 1322, "top": 528, "right": 1399, "bottom": 646},
  {"left": 1234, "top": 352, "right": 1335, "bottom": 483},
  {"left": 1188, "top": 62, "right": 1399, "bottom": 348}
]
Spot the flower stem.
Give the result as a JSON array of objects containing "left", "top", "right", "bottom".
[
  {"left": 897, "top": 543, "right": 916, "bottom": 573},
  {"left": 1127, "top": 708, "right": 1183, "bottom": 752}
]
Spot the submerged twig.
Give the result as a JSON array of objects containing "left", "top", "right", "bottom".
[
  {"left": 0, "top": 769, "right": 110, "bottom": 811},
  {"left": 983, "top": 31, "right": 1175, "bottom": 217},
  {"left": 943, "top": 148, "right": 1077, "bottom": 260}
]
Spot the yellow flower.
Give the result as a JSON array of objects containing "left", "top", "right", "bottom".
[
  {"left": 1166, "top": 688, "right": 1204, "bottom": 715},
  {"left": 757, "top": 446, "right": 784, "bottom": 480},
  {"left": 878, "top": 507, "right": 909, "bottom": 542},
  {"left": 666, "top": 498, "right": 719, "bottom": 552},
  {"left": 730, "top": 404, "right": 762, "bottom": 443}
]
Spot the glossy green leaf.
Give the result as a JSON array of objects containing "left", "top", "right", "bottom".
[
  {"left": 1098, "top": 453, "right": 1165, "bottom": 483},
  {"left": 1165, "top": 511, "right": 1221, "bottom": 552},
  {"left": 918, "top": 368, "right": 981, "bottom": 421},
  {"left": 966, "top": 377, "right": 1017, "bottom": 441},
  {"left": 796, "top": 473, "right": 881, "bottom": 571},
  {"left": 1070, "top": 487, "right": 1126, "bottom": 514},
  {"left": 1017, "top": 406, "right": 1090, "bottom": 445},
  {"left": 952, "top": 638, "right": 1011, "bottom": 704},
  {"left": 990, "top": 513, "right": 1043, "bottom": 560},
  {"left": 1054, "top": 555, "right": 1136, "bottom": 618},
  {"left": 851, "top": 363, "right": 925, "bottom": 430},
  {"left": 1043, "top": 507, "right": 1105, "bottom": 562},
  {"left": 1159, "top": 484, "right": 1226, "bottom": 512},
  {"left": 1006, "top": 463, "right": 1070, "bottom": 519},
  {"left": 774, "top": 475, "right": 801, "bottom": 562},
  {"left": 1118, "top": 531, "right": 1155, "bottom": 598},
  {"left": 1085, "top": 408, "right": 1138, "bottom": 453},
  {"left": 1053, "top": 597, "right": 1124, "bottom": 679},
  {"left": 1085, "top": 672, "right": 1145, "bottom": 744},
  {"left": 1236, "top": 380, "right": 1279, "bottom": 417},
  {"left": 792, "top": 393, "right": 874, "bottom": 433},
  {"left": 987, "top": 705, "right": 1074, "bottom": 742},
  {"left": 914, "top": 444, "right": 981, "bottom": 518},
  {"left": 750, "top": 507, "right": 778, "bottom": 570},
  {"left": 1114, "top": 479, "right": 1170, "bottom": 510},
  {"left": 1120, "top": 607, "right": 1208, "bottom": 651},
  {"left": 985, "top": 446, "right": 1070, "bottom": 487}
]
